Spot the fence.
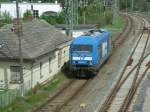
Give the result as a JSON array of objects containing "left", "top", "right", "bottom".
[
  {"left": 0, "top": 49, "right": 69, "bottom": 109},
  {"left": 0, "top": 89, "right": 21, "bottom": 109},
  {"left": 0, "top": 79, "right": 35, "bottom": 110}
]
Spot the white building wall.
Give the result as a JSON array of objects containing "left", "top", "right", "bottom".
[
  {"left": 0, "top": 67, "right": 5, "bottom": 89},
  {"left": 0, "top": 61, "right": 31, "bottom": 90},
  {"left": 32, "top": 63, "right": 40, "bottom": 87},
  {"left": 0, "top": 45, "right": 70, "bottom": 92},
  {"left": 0, "top": 3, "right": 62, "bottom": 18},
  {"left": 31, "top": 46, "right": 69, "bottom": 88}
]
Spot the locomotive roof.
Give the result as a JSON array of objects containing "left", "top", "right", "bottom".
[{"left": 72, "top": 29, "right": 110, "bottom": 45}]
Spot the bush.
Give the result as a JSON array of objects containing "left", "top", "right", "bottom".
[
  {"left": 40, "top": 11, "right": 65, "bottom": 24},
  {"left": 105, "top": 10, "right": 113, "bottom": 25},
  {"left": 56, "top": 11, "right": 65, "bottom": 24},
  {"left": 40, "top": 15, "right": 57, "bottom": 24},
  {"left": 23, "top": 10, "right": 33, "bottom": 21},
  {"left": 0, "top": 11, "right": 12, "bottom": 24}
]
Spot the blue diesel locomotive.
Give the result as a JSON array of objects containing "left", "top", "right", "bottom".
[{"left": 69, "top": 29, "right": 112, "bottom": 73}]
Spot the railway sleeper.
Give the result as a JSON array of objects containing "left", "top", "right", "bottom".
[
  {"left": 146, "top": 61, "right": 150, "bottom": 67},
  {"left": 127, "top": 58, "right": 133, "bottom": 66}
]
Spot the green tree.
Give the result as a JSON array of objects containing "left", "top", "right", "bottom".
[
  {"left": 40, "top": 11, "right": 65, "bottom": 24},
  {"left": 120, "top": 0, "right": 150, "bottom": 11},
  {"left": 40, "top": 14, "right": 57, "bottom": 25},
  {"left": 105, "top": 10, "right": 113, "bottom": 25},
  {"left": 1, "top": 11, "right": 12, "bottom": 24},
  {"left": 56, "top": 11, "right": 65, "bottom": 24}
]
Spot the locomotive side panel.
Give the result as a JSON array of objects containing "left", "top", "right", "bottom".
[
  {"left": 69, "top": 29, "right": 112, "bottom": 76},
  {"left": 102, "top": 41, "right": 108, "bottom": 58}
]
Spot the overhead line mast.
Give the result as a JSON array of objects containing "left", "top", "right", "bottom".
[
  {"left": 65, "top": 0, "right": 86, "bottom": 37},
  {"left": 131, "top": 0, "right": 134, "bottom": 11},
  {"left": 113, "top": 0, "right": 119, "bottom": 17},
  {"left": 65, "top": 0, "right": 73, "bottom": 37},
  {"left": 16, "top": 0, "right": 24, "bottom": 96}
]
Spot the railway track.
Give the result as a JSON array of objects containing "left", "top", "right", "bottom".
[
  {"left": 32, "top": 79, "right": 90, "bottom": 112},
  {"left": 98, "top": 18, "right": 150, "bottom": 112},
  {"left": 113, "top": 14, "right": 133, "bottom": 48},
  {"left": 32, "top": 14, "right": 136, "bottom": 112},
  {"left": 113, "top": 13, "right": 144, "bottom": 48}
]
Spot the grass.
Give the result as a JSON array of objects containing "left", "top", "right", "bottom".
[
  {"left": 1, "top": 72, "right": 67, "bottom": 112},
  {"left": 105, "top": 16, "right": 125, "bottom": 30},
  {"left": 104, "top": 16, "right": 125, "bottom": 36},
  {"left": 0, "top": 91, "right": 4, "bottom": 94},
  {"left": 0, "top": 15, "right": 125, "bottom": 112}
]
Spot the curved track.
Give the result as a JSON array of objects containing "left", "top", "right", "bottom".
[
  {"left": 32, "top": 14, "right": 137, "bottom": 112},
  {"left": 98, "top": 17, "right": 150, "bottom": 112},
  {"left": 32, "top": 79, "right": 90, "bottom": 112},
  {"left": 113, "top": 14, "right": 133, "bottom": 48}
]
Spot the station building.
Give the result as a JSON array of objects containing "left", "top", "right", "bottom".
[
  {"left": 0, "top": 19, "right": 72, "bottom": 91},
  {"left": 0, "top": 2, "right": 62, "bottom": 18}
]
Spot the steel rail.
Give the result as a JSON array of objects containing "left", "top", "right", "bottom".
[
  {"left": 118, "top": 52, "right": 150, "bottom": 90},
  {"left": 119, "top": 65, "right": 150, "bottom": 112},
  {"left": 119, "top": 29, "right": 150, "bottom": 112},
  {"left": 33, "top": 79, "right": 90, "bottom": 112},
  {"left": 32, "top": 79, "right": 75, "bottom": 112},
  {"left": 32, "top": 15, "right": 145, "bottom": 112},
  {"left": 99, "top": 52, "right": 150, "bottom": 112},
  {"left": 98, "top": 18, "right": 147, "bottom": 112},
  {"left": 113, "top": 14, "right": 133, "bottom": 48}
]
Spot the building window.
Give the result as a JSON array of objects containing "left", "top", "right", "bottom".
[
  {"left": 40, "top": 62, "right": 43, "bottom": 79},
  {"left": 10, "top": 66, "right": 21, "bottom": 83},
  {"left": 49, "top": 58, "right": 52, "bottom": 73},
  {"left": 58, "top": 50, "right": 62, "bottom": 68},
  {"left": 33, "top": 10, "right": 39, "bottom": 18}
]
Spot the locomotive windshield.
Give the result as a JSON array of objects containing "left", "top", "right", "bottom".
[{"left": 73, "top": 45, "right": 92, "bottom": 52}]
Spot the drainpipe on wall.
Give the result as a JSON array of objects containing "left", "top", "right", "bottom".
[
  {"left": 4, "top": 68, "right": 8, "bottom": 90},
  {"left": 31, "top": 62, "right": 34, "bottom": 89}
]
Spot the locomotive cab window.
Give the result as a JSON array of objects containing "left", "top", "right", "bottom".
[{"left": 73, "top": 45, "right": 92, "bottom": 52}]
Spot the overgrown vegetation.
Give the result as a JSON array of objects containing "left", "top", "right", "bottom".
[
  {"left": 0, "top": 0, "right": 149, "bottom": 26},
  {"left": 0, "top": 11, "right": 12, "bottom": 27},
  {"left": 76, "top": 0, "right": 114, "bottom": 27},
  {"left": 1, "top": 72, "right": 67, "bottom": 112},
  {"left": 23, "top": 10, "right": 33, "bottom": 21},
  {"left": 120, "top": 0, "right": 149, "bottom": 11},
  {"left": 105, "top": 16, "right": 125, "bottom": 37},
  {"left": 40, "top": 11, "right": 65, "bottom": 24},
  {"left": 29, "top": 0, "right": 148, "bottom": 29}
]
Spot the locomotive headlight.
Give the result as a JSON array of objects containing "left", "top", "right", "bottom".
[
  {"left": 87, "top": 61, "right": 92, "bottom": 65},
  {"left": 90, "top": 61, "right": 92, "bottom": 65}
]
